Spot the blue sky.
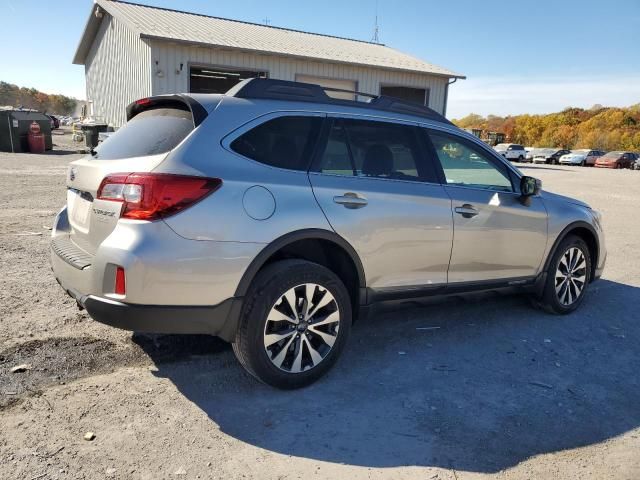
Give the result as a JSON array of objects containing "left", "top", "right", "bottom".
[{"left": 1, "top": 0, "right": 639, "bottom": 118}]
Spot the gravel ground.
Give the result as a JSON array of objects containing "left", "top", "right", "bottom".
[{"left": 1, "top": 136, "right": 639, "bottom": 480}]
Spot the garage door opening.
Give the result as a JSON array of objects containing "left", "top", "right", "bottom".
[
  {"left": 380, "top": 86, "right": 430, "bottom": 107},
  {"left": 189, "top": 66, "right": 267, "bottom": 94},
  {"left": 296, "top": 75, "right": 356, "bottom": 101}
]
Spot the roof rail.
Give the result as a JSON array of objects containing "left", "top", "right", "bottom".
[{"left": 227, "top": 78, "right": 453, "bottom": 125}]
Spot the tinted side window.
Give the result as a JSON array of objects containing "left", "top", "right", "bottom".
[
  {"left": 316, "top": 118, "right": 432, "bottom": 182},
  {"left": 96, "top": 107, "right": 194, "bottom": 160},
  {"left": 427, "top": 130, "right": 513, "bottom": 192},
  {"left": 231, "top": 116, "right": 322, "bottom": 171}
]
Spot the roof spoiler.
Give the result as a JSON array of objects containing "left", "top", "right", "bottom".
[
  {"left": 125, "top": 94, "right": 208, "bottom": 126},
  {"left": 227, "top": 78, "right": 453, "bottom": 125}
]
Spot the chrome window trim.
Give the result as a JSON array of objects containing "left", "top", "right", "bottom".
[
  {"left": 442, "top": 183, "right": 528, "bottom": 197},
  {"left": 308, "top": 170, "right": 443, "bottom": 188}
]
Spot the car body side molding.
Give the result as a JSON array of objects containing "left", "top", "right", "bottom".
[{"left": 367, "top": 275, "right": 539, "bottom": 303}]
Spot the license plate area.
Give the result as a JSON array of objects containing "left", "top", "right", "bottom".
[{"left": 67, "top": 189, "right": 92, "bottom": 232}]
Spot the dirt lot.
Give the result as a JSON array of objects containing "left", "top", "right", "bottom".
[{"left": 1, "top": 134, "right": 639, "bottom": 480}]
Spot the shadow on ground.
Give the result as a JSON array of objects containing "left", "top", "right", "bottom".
[
  {"left": 135, "top": 279, "right": 640, "bottom": 473},
  {"left": 46, "top": 149, "right": 80, "bottom": 156}
]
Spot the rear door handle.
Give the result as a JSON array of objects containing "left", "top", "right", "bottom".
[
  {"left": 333, "top": 192, "right": 368, "bottom": 209},
  {"left": 454, "top": 204, "right": 479, "bottom": 218}
]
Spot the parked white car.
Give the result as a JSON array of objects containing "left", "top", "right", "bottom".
[
  {"left": 494, "top": 143, "right": 527, "bottom": 162},
  {"left": 559, "top": 149, "right": 591, "bottom": 166}
]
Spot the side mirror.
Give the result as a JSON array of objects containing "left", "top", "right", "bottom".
[{"left": 519, "top": 176, "right": 541, "bottom": 206}]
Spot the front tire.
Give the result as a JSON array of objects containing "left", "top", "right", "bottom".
[
  {"left": 535, "top": 235, "right": 591, "bottom": 314},
  {"left": 233, "top": 259, "right": 352, "bottom": 389}
]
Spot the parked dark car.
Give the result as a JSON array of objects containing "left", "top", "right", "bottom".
[
  {"left": 584, "top": 150, "right": 606, "bottom": 167},
  {"left": 595, "top": 151, "right": 638, "bottom": 169},
  {"left": 532, "top": 148, "right": 571, "bottom": 164}
]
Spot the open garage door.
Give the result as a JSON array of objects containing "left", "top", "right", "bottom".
[
  {"left": 296, "top": 75, "right": 356, "bottom": 100},
  {"left": 190, "top": 66, "right": 267, "bottom": 94},
  {"left": 380, "top": 86, "right": 430, "bottom": 107}
]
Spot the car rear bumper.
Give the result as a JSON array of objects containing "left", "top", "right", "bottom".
[
  {"left": 53, "top": 258, "right": 244, "bottom": 342},
  {"left": 83, "top": 294, "right": 242, "bottom": 341},
  {"left": 594, "top": 164, "right": 616, "bottom": 168}
]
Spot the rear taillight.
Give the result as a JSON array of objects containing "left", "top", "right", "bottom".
[{"left": 97, "top": 173, "right": 221, "bottom": 220}]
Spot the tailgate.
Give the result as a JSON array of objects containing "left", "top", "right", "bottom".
[{"left": 63, "top": 99, "right": 204, "bottom": 255}]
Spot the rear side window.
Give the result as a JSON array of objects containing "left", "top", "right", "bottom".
[
  {"left": 96, "top": 107, "right": 194, "bottom": 160},
  {"left": 230, "top": 116, "right": 322, "bottom": 171}
]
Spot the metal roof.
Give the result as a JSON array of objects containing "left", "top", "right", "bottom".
[{"left": 73, "top": 0, "right": 465, "bottom": 79}]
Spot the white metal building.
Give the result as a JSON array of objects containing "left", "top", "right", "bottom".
[{"left": 73, "top": 0, "right": 464, "bottom": 127}]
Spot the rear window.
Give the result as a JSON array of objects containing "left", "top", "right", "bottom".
[
  {"left": 95, "top": 107, "right": 194, "bottom": 160},
  {"left": 230, "top": 116, "right": 322, "bottom": 171}
]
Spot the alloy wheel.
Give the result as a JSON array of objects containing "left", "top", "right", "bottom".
[
  {"left": 263, "top": 283, "right": 340, "bottom": 373},
  {"left": 555, "top": 247, "right": 587, "bottom": 306}
]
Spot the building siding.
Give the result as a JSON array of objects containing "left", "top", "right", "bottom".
[
  {"left": 150, "top": 42, "right": 450, "bottom": 114},
  {"left": 85, "top": 15, "right": 152, "bottom": 127}
]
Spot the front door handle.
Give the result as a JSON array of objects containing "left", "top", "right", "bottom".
[
  {"left": 454, "top": 204, "right": 479, "bottom": 218},
  {"left": 333, "top": 192, "right": 368, "bottom": 209}
]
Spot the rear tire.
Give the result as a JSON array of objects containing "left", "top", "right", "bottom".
[
  {"left": 232, "top": 259, "right": 352, "bottom": 389},
  {"left": 534, "top": 235, "right": 591, "bottom": 314}
]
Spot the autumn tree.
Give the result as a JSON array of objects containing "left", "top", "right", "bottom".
[
  {"left": 0, "top": 81, "right": 78, "bottom": 115},
  {"left": 452, "top": 104, "right": 640, "bottom": 151}
]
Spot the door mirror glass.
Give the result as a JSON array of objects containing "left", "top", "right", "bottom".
[{"left": 520, "top": 176, "right": 541, "bottom": 196}]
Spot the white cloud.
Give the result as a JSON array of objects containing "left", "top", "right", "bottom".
[{"left": 447, "top": 75, "right": 640, "bottom": 119}]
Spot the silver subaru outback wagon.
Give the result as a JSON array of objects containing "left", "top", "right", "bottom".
[{"left": 51, "top": 79, "right": 606, "bottom": 389}]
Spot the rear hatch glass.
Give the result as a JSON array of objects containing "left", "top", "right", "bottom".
[
  {"left": 64, "top": 104, "right": 198, "bottom": 256},
  {"left": 95, "top": 107, "right": 194, "bottom": 160}
]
